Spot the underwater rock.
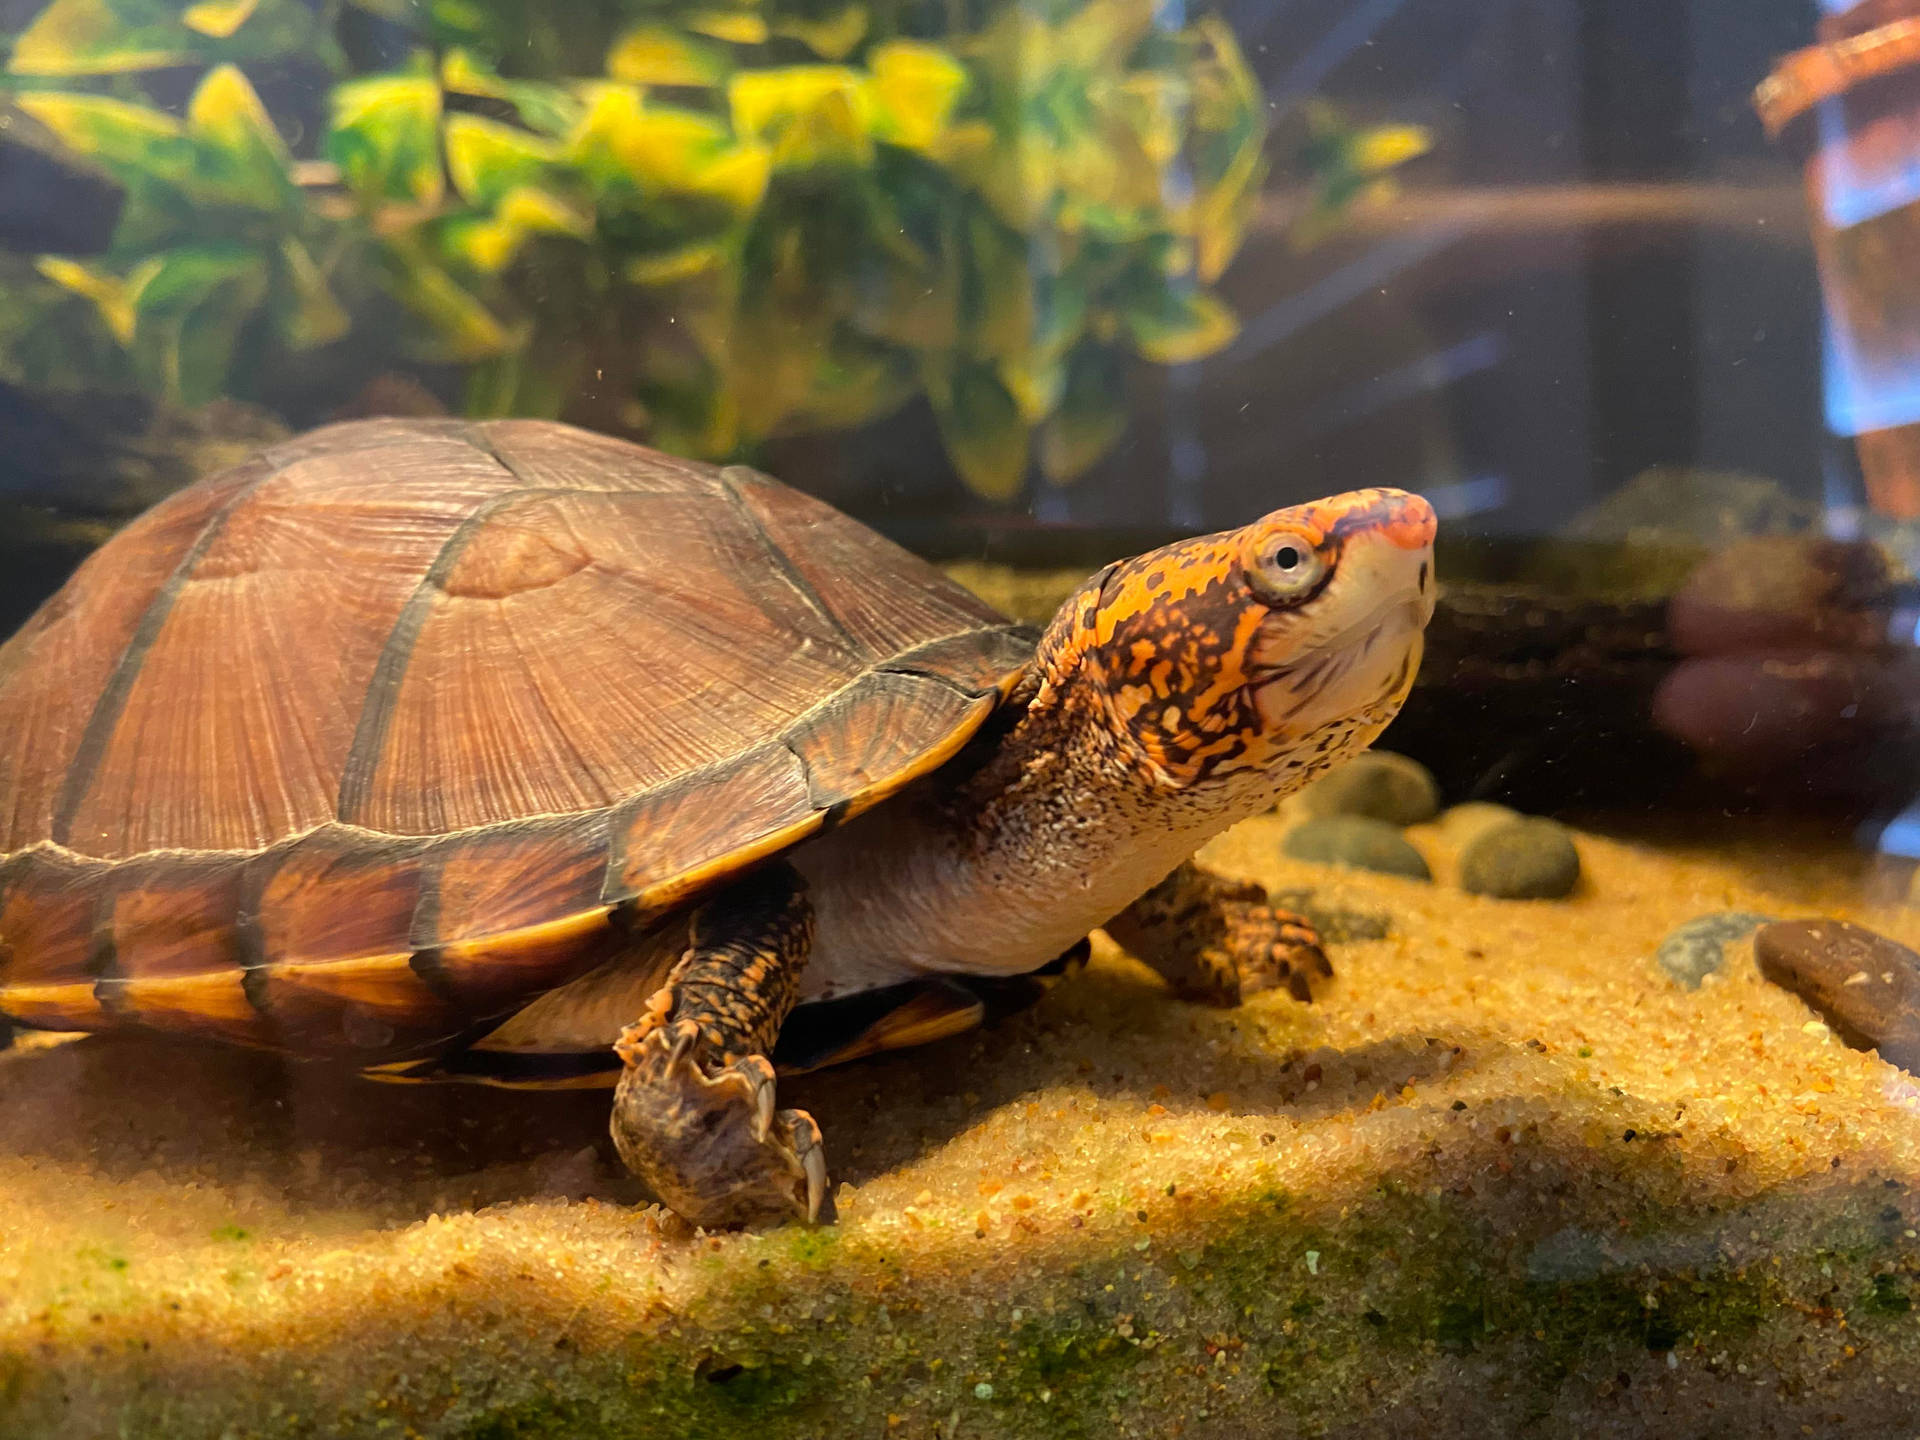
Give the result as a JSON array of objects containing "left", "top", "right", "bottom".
[
  {"left": 1296, "top": 750, "right": 1441, "bottom": 825},
  {"left": 1437, "top": 802, "right": 1521, "bottom": 849},
  {"left": 1755, "top": 919, "right": 1920, "bottom": 1072},
  {"left": 1457, "top": 818, "right": 1580, "bottom": 900},
  {"left": 1667, "top": 535, "right": 1894, "bottom": 657},
  {"left": 1655, "top": 911, "right": 1775, "bottom": 990},
  {"left": 1524, "top": 465, "right": 1816, "bottom": 599},
  {"left": 1269, "top": 887, "right": 1394, "bottom": 943},
  {"left": 1282, "top": 816, "right": 1431, "bottom": 881}
]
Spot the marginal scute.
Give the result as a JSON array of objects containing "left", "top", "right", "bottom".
[
  {"left": 0, "top": 418, "right": 1032, "bottom": 1053},
  {"left": 0, "top": 849, "right": 105, "bottom": 993},
  {"left": 785, "top": 670, "right": 994, "bottom": 815},
  {"left": 105, "top": 858, "right": 245, "bottom": 982},
  {"left": 612, "top": 741, "right": 817, "bottom": 915},
  {"left": 252, "top": 826, "right": 430, "bottom": 968}
]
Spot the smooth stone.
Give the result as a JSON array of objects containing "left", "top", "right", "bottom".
[
  {"left": 1457, "top": 818, "right": 1580, "bottom": 900},
  {"left": 1437, "top": 802, "right": 1521, "bottom": 849},
  {"left": 1282, "top": 816, "right": 1431, "bottom": 881},
  {"left": 1655, "top": 911, "right": 1774, "bottom": 990},
  {"left": 1296, "top": 751, "right": 1441, "bottom": 826},
  {"left": 1270, "top": 887, "right": 1393, "bottom": 943},
  {"left": 1755, "top": 920, "right": 1920, "bottom": 1072}
]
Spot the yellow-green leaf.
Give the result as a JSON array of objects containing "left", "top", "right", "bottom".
[
  {"left": 1039, "top": 344, "right": 1126, "bottom": 482},
  {"left": 444, "top": 113, "right": 557, "bottom": 207},
  {"left": 1057, "top": 0, "right": 1156, "bottom": 71},
  {"left": 11, "top": 0, "right": 188, "bottom": 75},
  {"left": 1350, "top": 123, "right": 1431, "bottom": 176},
  {"left": 607, "top": 26, "right": 726, "bottom": 87},
  {"left": 35, "top": 256, "right": 142, "bottom": 344},
  {"left": 772, "top": 7, "right": 866, "bottom": 60},
  {"left": 275, "top": 237, "right": 349, "bottom": 348},
  {"left": 389, "top": 255, "right": 516, "bottom": 360},
  {"left": 925, "top": 359, "right": 1029, "bottom": 501},
  {"left": 183, "top": 0, "right": 261, "bottom": 38},
  {"left": 868, "top": 41, "right": 966, "bottom": 151},
  {"left": 721, "top": 67, "right": 867, "bottom": 145},
  {"left": 12, "top": 92, "right": 206, "bottom": 204},
  {"left": 623, "top": 243, "right": 727, "bottom": 285},
  {"left": 1123, "top": 286, "right": 1236, "bottom": 365},
  {"left": 128, "top": 247, "right": 269, "bottom": 404},
  {"left": 686, "top": 11, "right": 768, "bottom": 44},
  {"left": 331, "top": 74, "right": 443, "bottom": 206},
  {"left": 189, "top": 64, "right": 286, "bottom": 160}
]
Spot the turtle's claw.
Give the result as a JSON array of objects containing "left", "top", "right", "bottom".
[
  {"left": 1225, "top": 903, "right": 1333, "bottom": 1003},
  {"left": 791, "top": 1110, "right": 832, "bottom": 1224},
  {"left": 610, "top": 1019, "right": 829, "bottom": 1228}
]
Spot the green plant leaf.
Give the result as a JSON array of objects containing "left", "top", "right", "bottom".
[
  {"left": 443, "top": 113, "right": 558, "bottom": 207},
  {"left": 1039, "top": 342, "right": 1126, "bottom": 482},
  {"left": 383, "top": 247, "right": 517, "bottom": 360},
  {"left": 439, "top": 186, "right": 590, "bottom": 271},
  {"left": 729, "top": 67, "right": 873, "bottom": 169},
  {"left": 685, "top": 11, "right": 767, "bottom": 45},
  {"left": 12, "top": 0, "right": 195, "bottom": 74},
  {"left": 14, "top": 91, "right": 188, "bottom": 174},
  {"left": 183, "top": 0, "right": 261, "bottom": 38},
  {"left": 868, "top": 41, "right": 967, "bottom": 152},
  {"left": 10, "top": 0, "right": 315, "bottom": 75},
  {"left": 129, "top": 246, "right": 269, "bottom": 403},
  {"left": 186, "top": 63, "right": 294, "bottom": 205},
  {"left": 441, "top": 49, "right": 581, "bottom": 137},
  {"left": 925, "top": 357, "right": 1029, "bottom": 500},
  {"left": 34, "top": 256, "right": 147, "bottom": 343},
  {"left": 772, "top": 8, "right": 867, "bottom": 61},
  {"left": 1121, "top": 284, "right": 1236, "bottom": 364},
  {"left": 569, "top": 85, "right": 769, "bottom": 212},
  {"left": 606, "top": 26, "right": 727, "bottom": 87},
  {"left": 272, "top": 237, "right": 349, "bottom": 349},
  {"left": 330, "top": 73, "right": 444, "bottom": 206}
]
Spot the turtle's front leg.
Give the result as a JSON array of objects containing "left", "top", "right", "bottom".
[
  {"left": 1104, "top": 861, "right": 1331, "bottom": 1006},
  {"left": 610, "top": 862, "right": 829, "bottom": 1228}
]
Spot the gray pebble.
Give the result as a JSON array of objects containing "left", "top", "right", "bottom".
[
  {"left": 1270, "top": 888, "right": 1394, "bottom": 943},
  {"left": 1296, "top": 751, "right": 1441, "bottom": 826},
  {"left": 1283, "top": 816, "right": 1431, "bottom": 881},
  {"left": 1458, "top": 818, "right": 1580, "bottom": 900},
  {"left": 1437, "top": 802, "right": 1521, "bottom": 850},
  {"left": 1655, "top": 911, "right": 1774, "bottom": 990}
]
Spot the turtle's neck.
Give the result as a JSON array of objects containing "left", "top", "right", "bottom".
[{"left": 788, "top": 651, "right": 1351, "bottom": 1003}]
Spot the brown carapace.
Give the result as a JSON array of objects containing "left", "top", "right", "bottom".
[{"left": 0, "top": 419, "right": 1031, "bottom": 1056}]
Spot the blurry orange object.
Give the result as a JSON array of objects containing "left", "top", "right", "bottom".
[{"left": 1758, "top": 3, "right": 1920, "bottom": 518}]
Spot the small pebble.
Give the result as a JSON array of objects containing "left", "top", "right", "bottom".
[
  {"left": 1270, "top": 888, "right": 1393, "bottom": 942},
  {"left": 1655, "top": 911, "right": 1774, "bottom": 991},
  {"left": 1457, "top": 818, "right": 1580, "bottom": 900},
  {"left": 1755, "top": 919, "right": 1920, "bottom": 1072},
  {"left": 1437, "top": 802, "right": 1521, "bottom": 849},
  {"left": 1282, "top": 816, "right": 1431, "bottom": 881},
  {"left": 1296, "top": 751, "right": 1441, "bottom": 825}
]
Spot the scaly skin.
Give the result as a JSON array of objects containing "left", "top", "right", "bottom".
[{"left": 614, "top": 488, "right": 1437, "bottom": 1226}]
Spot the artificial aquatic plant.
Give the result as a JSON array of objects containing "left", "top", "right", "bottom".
[{"left": 1, "top": 0, "right": 1429, "bottom": 500}]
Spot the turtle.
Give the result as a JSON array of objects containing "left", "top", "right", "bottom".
[{"left": 0, "top": 418, "right": 1436, "bottom": 1228}]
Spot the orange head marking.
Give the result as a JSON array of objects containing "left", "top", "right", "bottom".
[{"left": 1045, "top": 488, "right": 1437, "bottom": 787}]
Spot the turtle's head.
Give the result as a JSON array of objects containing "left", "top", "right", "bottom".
[{"left": 1044, "top": 488, "right": 1437, "bottom": 790}]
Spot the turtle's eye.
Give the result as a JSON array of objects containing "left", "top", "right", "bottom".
[{"left": 1246, "top": 530, "right": 1329, "bottom": 606}]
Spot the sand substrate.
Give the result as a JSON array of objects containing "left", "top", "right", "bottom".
[{"left": 6, "top": 812, "right": 1920, "bottom": 1438}]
